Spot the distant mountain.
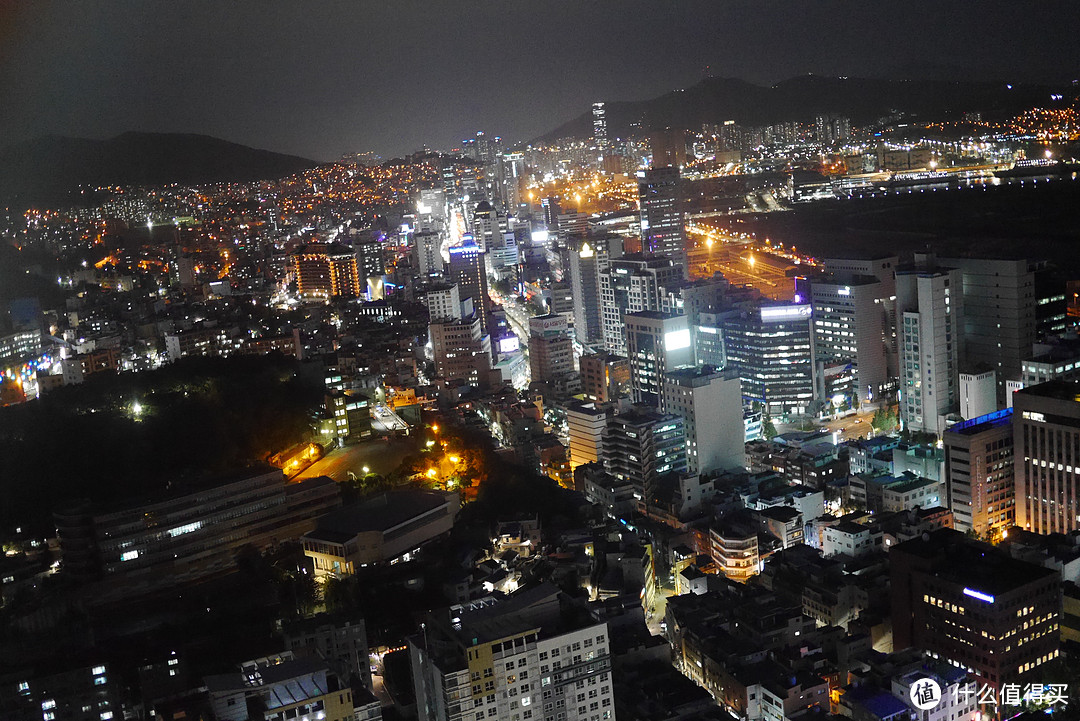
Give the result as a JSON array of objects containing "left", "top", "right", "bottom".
[
  {"left": 536, "top": 74, "right": 1074, "bottom": 143},
  {"left": 0, "top": 132, "right": 317, "bottom": 209}
]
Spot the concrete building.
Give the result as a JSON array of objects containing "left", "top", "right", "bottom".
[
  {"left": 940, "top": 257, "right": 1035, "bottom": 404},
  {"left": 896, "top": 258, "right": 963, "bottom": 435},
  {"left": 283, "top": 613, "right": 372, "bottom": 689},
  {"left": 603, "top": 406, "right": 687, "bottom": 511},
  {"left": 415, "top": 230, "right": 445, "bottom": 275},
  {"left": 429, "top": 314, "right": 492, "bottom": 388},
  {"left": 891, "top": 529, "right": 1060, "bottom": 690},
  {"left": 425, "top": 283, "right": 463, "bottom": 321},
  {"left": 959, "top": 370, "right": 996, "bottom": 420},
  {"left": 623, "top": 311, "right": 693, "bottom": 407},
  {"left": 943, "top": 409, "right": 1015, "bottom": 539},
  {"left": 811, "top": 275, "right": 889, "bottom": 405},
  {"left": 600, "top": 254, "right": 681, "bottom": 356},
  {"left": 661, "top": 367, "right": 744, "bottom": 475},
  {"left": 293, "top": 242, "right": 363, "bottom": 299},
  {"left": 1013, "top": 380, "right": 1080, "bottom": 535},
  {"left": 205, "top": 653, "right": 354, "bottom": 721},
  {"left": 448, "top": 240, "right": 490, "bottom": 333},
  {"left": 579, "top": 352, "right": 629, "bottom": 403},
  {"left": 529, "top": 314, "right": 574, "bottom": 384},
  {"left": 410, "top": 583, "right": 615, "bottom": 721},
  {"left": 566, "top": 401, "right": 611, "bottom": 470},
  {"left": 302, "top": 490, "right": 459, "bottom": 576},
  {"left": 637, "top": 166, "right": 687, "bottom": 277}
]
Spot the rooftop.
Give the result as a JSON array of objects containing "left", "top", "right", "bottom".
[
  {"left": 1015, "top": 379, "right": 1080, "bottom": 403},
  {"left": 945, "top": 408, "right": 1014, "bottom": 436},
  {"left": 305, "top": 490, "right": 454, "bottom": 543}
]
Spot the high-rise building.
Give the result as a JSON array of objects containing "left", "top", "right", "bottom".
[
  {"left": 942, "top": 408, "right": 1015, "bottom": 538},
  {"left": 623, "top": 311, "right": 693, "bottom": 407},
  {"left": 637, "top": 167, "right": 687, "bottom": 277},
  {"left": 293, "top": 242, "right": 363, "bottom": 299},
  {"left": 940, "top": 257, "right": 1035, "bottom": 403},
  {"left": 423, "top": 283, "right": 461, "bottom": 321},
  {"left": 448, "top": 240, "right": 490, "bottom": 332},
  {"left": 890, "top": 529, "right": 1060, "bottom": 691},
  {"left": 600, "top": 253, "right": 681, "bottom": 355},
  {"left": 353, "top": 231, "right": 386, "bottom": 280},
  {"left": 662, "top": 367, "right": 744, "bottom": 475},
  {"left": 410, "top": 583, "right": 616, "bottom": 721},
  {"left": 429, "top": 313, "right": 492, "bottom": 388},
  {"left": 529, "top": 314, "right": 574, "bottom": 384},
  {"left": 719, "top": 302, "right": 815, "bottom": 416},
  {"left": 472, "top": 201, "right": 498, "bottom": 251},
  {"left": 569, "top": 240, "right": 603, "bottom": 346},
  {"left": 896, "top": 258, "right": 963, "bottom": 435},
  {"left": 566, "top": 400, "right": 611, "bottom": 470},
  {"left": 810, "top": 275, "right": 889, "bottom": 405},
  {"left": 579, "top": 352, "right": 629, "bottom": 403},
  {"left": 603, "top": 406, "right": 687, "bottom": 509},
  {"left": 958, "top": 370, "right": 996, "bottom": 420},
  {"left": 414, "top": 230, "right": 444, "bottom": 276},
  {"left": 592, "top": 101, "right": 608, "bottom": 152},
  {"left": 1013, "top": 380, "right": 1080, "bottom": 535}
]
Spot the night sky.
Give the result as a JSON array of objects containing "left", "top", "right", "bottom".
[{"left": 1, "top": 1, "right": 1078, "bottom": 161}]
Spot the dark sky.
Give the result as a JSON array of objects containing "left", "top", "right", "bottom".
[{"left": 1, "top": 1, "right": 1078, "bottom": 161}]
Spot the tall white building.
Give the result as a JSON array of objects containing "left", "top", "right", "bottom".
[
  {"left": 896, "top": 258, "right": 963, "bottom": 435},
  {"left": 661, "top": 367, "right": 744, "bottom": 475},
  {"left": 600, "top": 254, "right": 681, "bottom": 356},
  {"left": 810, "top": 275, "right": 889, "bottom": 405},
  {"left": 411, "top": 583, "right": 615, "bottom": 721}
]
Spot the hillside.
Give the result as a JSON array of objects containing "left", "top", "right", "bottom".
[
  {"left": 0, "top": 132, "right": 317, "bottom": 209},
  {"left": 536, "top": 74, "right": 1074, "bottom": 143}
]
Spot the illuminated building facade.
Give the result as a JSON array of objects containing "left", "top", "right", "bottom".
[
  {"left": 890, "top": 528, "right": 1060, "bottom": 690},
  {"left": 600, "top": 253, "right": 680, "bottom": 356},
  {"left": 1013, "top": 380, "right": 1080, "bottom": 535},
  {"left": 529, "top": 313, "right": 574, "bottom": 384},
  {"left": 636, "top": 167, "right": 687, "bottom": 277},
  {"left": 942, "top": 409, "right": 1015, "bottom": 539},
  {"left": 592, "top": 101, "right": 608, "bottom": 152},
  {"left": 602, "top": 406, "right": 686, "bottom": 510},
  {"left": 447, "top": 240, "right": 490, "bottom": 333},
  {"left": 292, "top": 242, "right": 362, "bottom": 299},
  {"left": 810, "top": 276, "right": 889, "bottom": 405},
  {"left": 718, "top": 302, "right": 815, "bottom": 416},
  {"left": 579, "top": 352, "right": 629, "bottom": 403},
  {"left": 429, "top": 313, "right": 492, "bottom": 388},
  {"left": 623, "top": 311, "right": 693, "bottom": 407}
]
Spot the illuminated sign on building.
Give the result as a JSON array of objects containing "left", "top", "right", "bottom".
[{"left": 760, "top": 304, "right": 812, "bottom": 323}]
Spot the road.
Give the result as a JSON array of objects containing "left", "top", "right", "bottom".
[
  {"left": 294, "top": 437, "right": 416, "bottom": 482},
  {"left": 818, "top": 409, "right": 878, "bottom": 442}
]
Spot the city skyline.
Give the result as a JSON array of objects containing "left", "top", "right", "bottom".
[{"left": 1, "top": 1, "right": 1079, "bottom": 160}]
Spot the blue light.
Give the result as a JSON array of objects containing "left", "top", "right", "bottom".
[{"left": 963, "top": 588, "right": 994, "bottom": 604}]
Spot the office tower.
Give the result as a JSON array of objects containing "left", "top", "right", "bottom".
[
  {"left": 662, "top": 273, "right": 731, "bottom": 327},
  {"left": 959, "top": 370, "right": 996, "bottom": 420},
  {"left": 592, "top": 101, "right": 608, "bottom": 152},
  {"left": 448, "top": 240, "right": 490, "bottom": 332},
  {"left": 529, "top": 314, "right": 574, "bottom": 384},
  {"left": 601, "top": 254, "right": 681, "bottom": 355},
  {"left": 939, "top": 258, "right": 1036, "bottom": 404},
  {"left": 410, "top": 583, "right": 615, "bottom": 721},
  {"left": 1013, "top": 380, "right": 1080, "bottom": 535},
  {"left": 414, "top": 230, "right": 444, "bottom": 275},
  {"left": 567, "top": 400, "right": 611, "bottom": 470},
  {"left": 896, "top": 258, "right": 963, "bottom": 435},
  {"left": 487, "top": 228, "right": 519, "bottom": 283},
  {"left": 603, "top": 406, "right": 687, "bottom": 509},
  {"left": 570, "top": 240, "right": 603, "bottom": 346},
  {"left": 662, "top": 367, "right": 744, "bottom": 475},
  {"left": 890, "top": 529, "right": 1060, "bottom": 691},
  {"left": 719, "top": 302, "right": 815, "bottom": 416},
  {"left": 649, "top": 128, "right": 687, "bottom": 168},
  {"left": 623, "top": 311, "right": 693, "bottom": 407},
  {"left": 353, "top": 232, "right": 385, "bottom": 280},
  {"left": 424, "top": 283, "right": 461, "bottom": 321},
  {"left": 557, "top": 212, "right": 589, "bottom": 241},
  {"left": 637, "top": 167, "right": 687, "bottom": 277},
  {"left": 579, "top": 352, "right": 629, "bottom": 403},
  {"left": 694, "top": 312, "right": 726, "bottom": 369},
  {"left": 429, "top": 313, "right": 492, "bottom": 388},
  {"left": 810, "top": 275, "right": 889, "bottom": 404},
  {"left": 942, "top": 408, "right": 1015, "bottom": 538},
  {"left": 472, "top": 201, "right": 498, "bottom": 251},
  {"left": 541, "top": 196, "right": 562, "bottom": 231},
  {"left": 292, "top": 242, "right": 362, "bottom": 299},
  {"left": 497, "top": 152, "right": 526, "bottom": 210}
]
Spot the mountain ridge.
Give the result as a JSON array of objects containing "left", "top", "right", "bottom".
[{"left": 0, "top": 131, "right": 318, "bottom": 209}]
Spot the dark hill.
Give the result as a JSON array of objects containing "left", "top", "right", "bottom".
[
  {"left": 536, "top": 74, "right": 1073, "bottom": 143},
  {"left": 0, "top": 132, "right": 317, "bottom": 209}
]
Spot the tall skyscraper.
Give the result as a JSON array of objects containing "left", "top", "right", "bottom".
[
  {"left": 429, "top": 313, "right": 492, "bottom": 389},
  {"left": 592, "top": 101, "right": 608, "bottom": 152},
  {"left": 569, "top": 240, "right": 603, "bottom": 346},
  {"left": 810, "top": 274, "right": 889, "bottom": 405},
  {"left": 942, "top": 408, "right": 1015, "bottom": 538},
  {"left": 447, "top": 239, "right": 490, "bottom": 333},
  {"left": 414, "top": 230, "right": 444, "bottom": 276},
  {"left": 896, "top": 257, "right": 963, "bottom": 435},
  {"left": 637, "top": 167, "right": 687, "bottom": 278},
  {"left": 939, "top": 257, "right": 1036, "bottom": 404},
  {"left": 623, "top": 311, "right": 693, "bottom": 407},
  {"left": 292, "top": 242, "right": 363, "bottom": 299},
  {"left": 600, "top": 253, "right": 681, "bottom": 355},
  {"left": 662, "top": 367, "right": 744, "bottom": 475},
  {"left": 1013, "top": 380, "right": 1080, "bottom": 535}
]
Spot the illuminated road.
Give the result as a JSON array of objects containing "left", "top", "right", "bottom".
[{"left": 818, "top": 409, "right": 880, "bottom": 442}]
